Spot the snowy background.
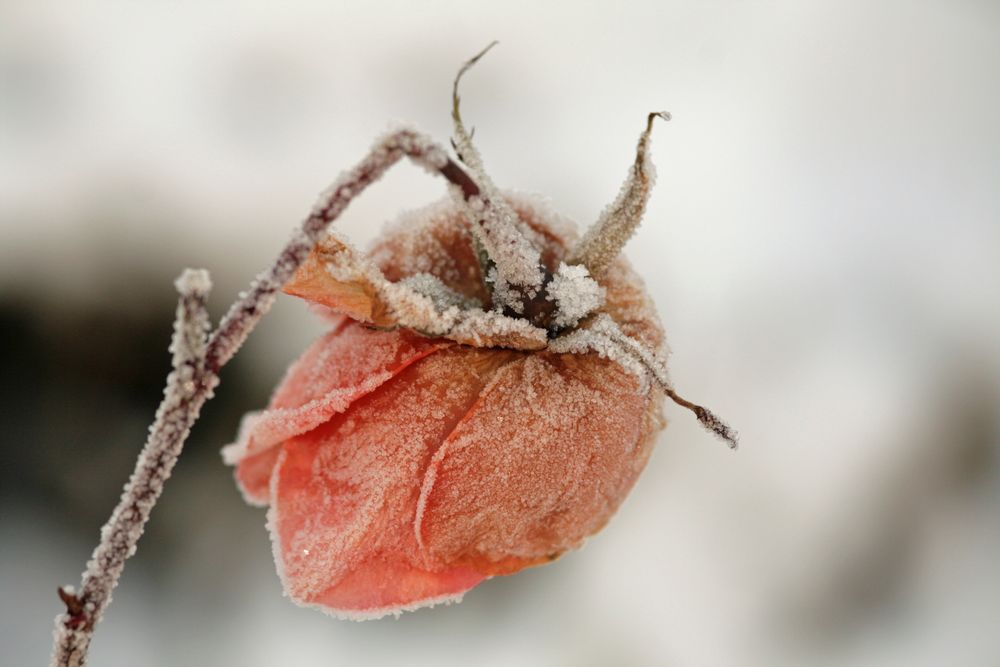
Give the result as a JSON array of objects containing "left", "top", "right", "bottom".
[{"left": 2, "top": 1, "right": 999, "bottom": 665}]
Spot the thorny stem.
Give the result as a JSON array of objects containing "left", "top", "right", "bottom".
[
  {"left": 567, "top": 111, "right": 671, "bottom": 279},
  {"left": 50, "top": 128, "right": 484, "bottom": 667}
]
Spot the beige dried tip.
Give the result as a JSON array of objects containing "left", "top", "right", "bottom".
[{"left": 567, "top": 111, "right": 671, "bottom": 279}]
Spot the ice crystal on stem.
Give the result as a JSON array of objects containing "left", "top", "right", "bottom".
[{"left": 52, "top": 268, "right": 215, "bottom": 667}]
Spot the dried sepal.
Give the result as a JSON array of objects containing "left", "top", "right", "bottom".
[
  {"left": 450, "top": 43, "right": 547, "bottom": 312},
  {"left": 551, "top": 314, "right": 738, "bottom": 449},
  {"left": 285, "top": 232, "right": 548, "bottom": 350},
  {"left": 567, "top": 111, "right": 671, "bottom": 279}
]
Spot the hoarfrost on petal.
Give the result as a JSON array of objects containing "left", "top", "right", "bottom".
[
  {"left": 415, "top": 351, "right": 662, "bottom": 574},
  {"left": 232, "top": 445, "right": 281, "bottom": 507},
  {"left": 267, "top": 347, "right": 518, "bottom": 617},
  {"left": 224, "top": 323, "right": 449, "bottom": 505}
]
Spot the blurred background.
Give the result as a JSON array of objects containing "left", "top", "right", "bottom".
[{"left": 2, "top": 1, "right": 999, "bottom": 665}]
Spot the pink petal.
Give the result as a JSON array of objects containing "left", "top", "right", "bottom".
[
  {"left": 233, "top": 445, "right": 281, "bottom": 507},
  {"left": 369, "top": 202, "right": 490, "bottom": 304},
  {"left": 269, "top": 347, "right": 519, "bottom": 618},
  {"left": 415, "top": 353, "right": 659, "bottom": 576},
  {"left": 226, "top": 322, "right": 448, "bottom": 505}
]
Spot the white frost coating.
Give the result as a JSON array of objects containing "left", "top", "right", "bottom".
[
  {"left": 382, "top": 278, "right": 547, "bottom": 349},
  {"left": 549, "top": 314, "right": 661, "bottom": 394},
  {"left": 220, "top": 411, "right": 261, "bottom": 465},
  {"left": 547, "top": 262, "right": 605, "bottom": 329},
  {"left": 248, "top": 372, "right": 393, "bottom": 456},
  {"left": 567, "top": 112, "right": 669, "bottom": 279},
  {"left": 315, "top": 231, "right": 548, "bottom": 349},
  {"left": 52, "top": 270, "right": 216, "bottom": 667},
  {"left": 455, "top": 189, "right": 544, "bottom": 299},
  {"left": 450, "top": 50, "right": 544, "bottom": 302},
  {"left": 305, "top": 589, "right": 472, "bottom": 622},
  {"left": 485, "top": 265, "right": 521, "bottom": 314},
  {"left": 383, "top": 123, "right": 450, "bottom": 172},
  {"left": 174, "top": 268, "right": 212, "bottom": 296},
  {"left": 400, "top": 273, "right": 482, "bottom": 310},
  {"left": 446, "top": 308, "right": 548, "bottom": 348}
]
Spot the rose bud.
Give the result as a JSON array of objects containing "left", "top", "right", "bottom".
[{"left": 222, "top": 44, "right": 735, "bottom": 620}]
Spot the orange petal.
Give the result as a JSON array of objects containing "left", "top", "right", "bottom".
[
  {"left": 225, "top": 322, "right": 448, "bottom": 505},
  {"left": 233, "top": 445, "right": 281, "bottom": 507},
  {"left": 600, "top": 256, "right": 664, "bottom": 351},
  {"left": 415, "top": 352, "right": 658, "bottom": 576},
  {"left": 284, "top": 235, "right": 397, "bottom": 327},
  {"left": 269, "top": 347, "right": 519, "bottom": 618},
  {"left": 369, "top": 201, "right": 489, "bottom": 303}
]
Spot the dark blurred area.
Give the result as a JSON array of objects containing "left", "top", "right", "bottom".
[{"left": 0, "top": 274, "right": 263, "bottom": 537}]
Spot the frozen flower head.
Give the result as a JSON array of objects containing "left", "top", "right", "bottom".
[{"left": 222, "top": 44, "right": 735, "bottom": 620}]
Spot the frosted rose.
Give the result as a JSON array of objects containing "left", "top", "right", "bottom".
[{"left": 222, "top": 195, "right": 667, "bottom": 619}]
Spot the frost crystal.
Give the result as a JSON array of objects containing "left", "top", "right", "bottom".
[
  {"left": 52, "top": 269, "right": 217, "bottom": 667},
  {"left": 551, "top": 314, "right": 739, "bottom": 449},
  {"left": 449, "top": 43, "right": 545, "bottom": 310},
  {"left": 399, "top": 273, "right": 481, "bottom": 311},
  {"left": 484, "top": 265, "right": 521, "bottom": 314},
  {"left": 546, "top": 262, "right": 605, "bottom": 329},
  {"left": 567, "top": 112, "right": 670, "bottom": 279},
  {"left": 286, "top": 229, "right": 549, "bottom": 350}
]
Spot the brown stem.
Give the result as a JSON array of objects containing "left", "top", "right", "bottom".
[
  {"left": 660, "top": 386, "right": 740, "bottom": 450},
  {"left": 439, "top": 159, "right": 481, "bottom": 199},
  {"left": 52, "top": 270, "right": 214, "bottom": 667},
  {"left": 50, "top": 128, "right": 476, "bottom": 667}
]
